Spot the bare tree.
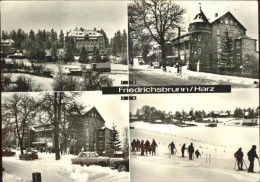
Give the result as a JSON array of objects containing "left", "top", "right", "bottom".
[
  {"left": 129, "top": 0, "right": 186, "bottom": 70},
  {"left": 2, "top": 93, "right": 40, "bottom": 155}
]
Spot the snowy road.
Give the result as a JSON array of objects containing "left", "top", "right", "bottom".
[
  {"left": 129, "top": 67, "right": 258, "bottom": 88},
  {"left": 3, "top": 153, "right": 129, "bottom": 182}
]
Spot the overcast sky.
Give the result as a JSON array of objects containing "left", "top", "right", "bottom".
[
  {"left": 1, "top": 1, "right": 258, "bottom": 40},
  {"left": 1, "top": 1, "right": 127, "bottom": 39},
  {"left": 178, "top": 1, "right": 258, "bottom": 40},
  {"left": 130, "top": 89, "right": 259, "bottom": 114}
]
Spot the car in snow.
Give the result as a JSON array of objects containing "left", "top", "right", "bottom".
[
  {"left": 152, "top": 62, "right": 160, "bottom": 69},
  {"left": 109, "top": 158, "right": 129, "bottom": 172},
  {"left": 19, "top": 150, "right": 38, "bottom": 160},
  {"left": 2, "top": 148, "right": 16, "bottom": 156},
  {"left": 71, "top": 152, "right": 110, "bottom": 166}
]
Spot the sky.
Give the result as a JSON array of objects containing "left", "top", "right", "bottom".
[
  {"left": 178, "top": 1, "right": 259, "bottom": 40},
  {"left": 1, "top": 1, "right": 127, "bottom": 39},
  {"left": 1, "top": 1, "right": 258, "bottom": 40},
  {"left": 130, "top": 88, "right": 259, "bottom": 114}
]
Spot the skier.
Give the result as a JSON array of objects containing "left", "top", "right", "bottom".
[
  {"left": 168, "top": 142, "right": 175, "bottom": 154},
  {"left": 247, "top": 145, "right": 259, "bottom": 173},
  {"left": 131, "top": 139, "right": 137, "bottom": 151},
  {"left": 195, "top": 150, "right": 201, "bottom": 158},
  {"left": 145, "top": 140, "right": 150, "bottom": 155},
  {"left": 188, "top": 143, "right": 194, "bottom": 160},
  {"left": 181, "top": 144, "right": 186, "bottom": 157},
  {"left": 151, "top": 139, "right": 158, "bottom": 156},
  {"left": 137, "top": 139, "right": 141, "bottom": 151},
  {"left": 140, "top": 140, "right": 145, "bottom": 156},
  {"left": 234, "top": 148, "right": 244, "bottom": 170}
]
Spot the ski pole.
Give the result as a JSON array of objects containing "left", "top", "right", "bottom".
[{"left": 242, "top": 159, "right": 248, "bottom": 170}]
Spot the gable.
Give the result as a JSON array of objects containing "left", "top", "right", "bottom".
[{"left": 210, "top": 11, "right": 246, "bottom": 31}]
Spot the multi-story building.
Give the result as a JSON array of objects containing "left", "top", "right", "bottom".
[
  {"left": 171, "top": 7, "right": 259, "bottom": 72},
  {"left": 68, "top": 28, "right": 106, "bottom": 56},
  {"left": 1, "top": 39, "right": 15, "bottom": 56}
]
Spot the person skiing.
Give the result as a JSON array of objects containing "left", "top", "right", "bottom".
[
  {"left": 247, "top": 145, "right": 259, "bottom": 173},
  {"left": 151, "top": 139, "right": 158, "bottom": 156},
  {"left": 145, "top": 140, "right": 150, "bottom": 155},
  {"left": 168, "top": 142, "right": 175, "bottom": 154},
  {"left": 140, "top": 140, "right": 145, "bottom": 156},
  {"left": 234, "top": 148, "right": 244, "bottom": 170},
  {"left": 188, "top": 143, "right": 194, "bottom": 160},
  {"left": 195, "top": 150, "right": 201, "bottom": 158},
  {"left": 137, "top": 139, "right": 141, "bottom": 151},
  {"left": 132, "top": 139, "right": 137, "bottom": 151},
  {"left": 181, "top": 144, "right": 186, "bottom": 157}
]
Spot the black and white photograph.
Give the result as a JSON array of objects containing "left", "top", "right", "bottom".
[
  {"left": 1, "top": 1, "right": 128, "bottom": 92},
  {"left": 129, "top": 1, "right": 259, "bottom": 88},
  {"left": 130, "top": 89, "right": 259, "bottom": 181},
  {"left": 2, "top": 91, "right": 130, "bottom": 182}
]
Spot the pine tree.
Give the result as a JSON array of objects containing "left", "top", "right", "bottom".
[
  {"left": 220, "top": 31, "right": 233, "bottom": 67},
  {"left": 107, "top": 124, "right": 121, "bottom": 154},
  {"left": 79, "top": 46, "right": 89, "bottom": 63},
  {"left": 59, "top": 30, "right": 65, "bottom": 48}
]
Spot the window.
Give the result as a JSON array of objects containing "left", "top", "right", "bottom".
[
  {"left": 99, "top": 131, "right": 103, "bottom": 137},
  {"left": 235, "top": 22, "right": 237, "bottom": 26},
  {"left": 198, "top": 35, "right": 201, "bottom": 41},
  {"left": 236, "top": 54, "right": 241, "bottom": 62},
  {"left": 198, "top": 48, "right": 201, "bottom": 54},
  {"left": 220, "top": 19, "right": 223, "bottom": 23},
  {"left": 225, "top": 18, "right": 229, "bottom": 24},
  {"left": 230, "top": 20, "right": 233, "bottom": 25},
  {"left": 99, "top": 141, "right": 103, "bottom": 150},
  {"left": 238, "top": 31, "right": 241, "bottom": 37},
  {"left": 217, "top": 28, "right": 220, "bottom": 35},
  {"left": 236, "top": 41, "right": 241, "bottom": 49},
  {"left": 90, "top": 153, "right": 96, "bottom": 157},
  {"left": 230, "top": 30, "right": 234, "bottom": 37}
]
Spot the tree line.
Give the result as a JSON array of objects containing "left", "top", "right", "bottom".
[{"left": 132, "top": 105, "right": 259, "bottom": 122}]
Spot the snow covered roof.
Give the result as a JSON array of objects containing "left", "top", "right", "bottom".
[
  {"left": 68, "top": 28, "right": 103, "bottom": 38},
  {"left": 191, "top": 9, "right": 209, "bottom": 24},
  {"left": 1, "top": 39, "right": 14, "bottom": 43},
  {"left": 209, "top": 11, "right": 246, "bottom": 31},
  {"left": 81, "top": 106, "right": 95, "bottom": 115},
  {"left": 236, "top": 36, "right": 256, "bottom": 40}
]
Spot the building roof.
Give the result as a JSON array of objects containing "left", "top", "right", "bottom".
[
  {"left": 236, "top": 35, "right": 256, "bottom": 40},
  {"left": 209, "top": 11, "right": 247, "bottom": 31},
  {"left": 1, "top": 39, "right": 14, "bottom": 43},
  {"left": 68, "top": 28, "right": 103, "bottom": 38},
  {"left": 191, "top": 8, "right": 209, "bottom": 24},
  {"left": 81, "top": 106, "right": 106, "bottom": 123}
]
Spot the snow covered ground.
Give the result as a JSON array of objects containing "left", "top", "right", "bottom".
[
  {"left": 3, "top": 153, "right": 129, "bottom": 182},
  {"left": 130, "top": 65, "right": 259, "bottom": 88},
  {"left": 130, "top": 121, "right": 259, "bottom": 181},
  {"left": 3, "top": 63, "right": 128, "bottom": 91}
]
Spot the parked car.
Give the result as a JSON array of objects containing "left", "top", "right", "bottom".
[
  {"left": 19, "top": 151, "right": 38, "bottom": 160},
  {"left": 71, "top": 152, "right": 110, "bottom": 166},
  {"left": 110, "top": 158, "right": 129, "bottom": 172},
  {"left": 2, "top": 148, "right": 16, "bottom": 156}
]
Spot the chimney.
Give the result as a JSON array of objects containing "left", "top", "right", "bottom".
[{"left": 215, "top": 13, "right": 218, "bottom": 17}]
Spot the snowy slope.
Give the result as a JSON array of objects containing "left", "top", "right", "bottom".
[{"left": 130, "top": 121, "right": 259, "bottom": 182}]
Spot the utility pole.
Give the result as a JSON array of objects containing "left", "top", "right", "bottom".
[{"left": 177, "top": 26, "right": 181, "bottom": 74}]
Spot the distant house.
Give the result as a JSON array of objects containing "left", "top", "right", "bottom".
[
  {"left": 31, "top": 124, "right": 54, "bottom": 150},
  {"left": 186, "top": 115, "right": 195, "bottom": 121},
  {"left": 68, "top": 27, "right": 106, "bottom": 55},
  {"left": 1, "top": 39, "right": 15, "bottom": 56}
]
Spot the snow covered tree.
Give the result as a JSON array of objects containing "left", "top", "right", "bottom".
[
  {"left": 107, "top": 124, "right": 121, "bottom": 154},
  {"left": 220, "top": 31, "right": 233, "bottom": 67}
]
